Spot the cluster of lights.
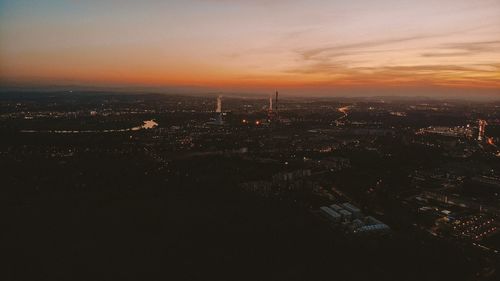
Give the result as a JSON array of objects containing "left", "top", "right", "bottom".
[
  {"left": 241, "top": 119, "right": 261, "bottom": 125},
  {"left": 452, "top": 216, "right": 497, "bottom": 241}
]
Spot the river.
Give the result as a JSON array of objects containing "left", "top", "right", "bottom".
[{"left": 20, "top": 119, "right": 159, "bottom": 134}]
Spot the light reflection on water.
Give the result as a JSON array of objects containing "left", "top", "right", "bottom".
[
  {"left": 141, "top": 120, "right": 158, "bottom": 129},
  {"left": 20, "top": 120, "right": 159, "bottom": 134}
]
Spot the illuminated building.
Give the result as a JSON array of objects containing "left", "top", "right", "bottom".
[
  {"left": 478, "top": 119, "right": 487, "bottom": 141},
  {"left": 216, "top": 95, "right": 222, "bottom": 113}
]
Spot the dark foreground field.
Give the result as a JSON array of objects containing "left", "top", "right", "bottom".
[{"left": 1, "top": 149, "right": 483, "bottom": 281}]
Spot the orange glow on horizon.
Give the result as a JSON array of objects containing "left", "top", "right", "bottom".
[{"left": 1, "top": 0, "right": 499, "bottom": 95}]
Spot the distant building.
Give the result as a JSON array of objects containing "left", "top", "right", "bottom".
[
  {"left": 478, "top": 119, "right": 487, "bottom": 141},
  {"left": 342, "top": 202, "right": 362, "bottom": 219},
  {"left": 320, "top": 203, "right": 391, "bottom": 235},
  {"left": 320, "top": 206, "right": 341, "bottom": 223},
  {"left": 216, "top": 95, "right": 222, "bottom": 113},
  {"left": 330, "top": 204, "right": 344, "bottom": 212},
  {"left": 339, "top": 209, "right": 352, "bottom": 221},
  {"left": 207, "top": 95, "right": 224, "bottom": 125},
  {"left": 272, "top": 169, "right": 311, "bottom": 182},
  {"left": 355, "top": 224, "right": 390, "bottom": 234}
]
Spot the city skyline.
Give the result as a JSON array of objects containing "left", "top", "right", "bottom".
[{"left": 1, "top": 0, "right": 500, "bottom": 96}]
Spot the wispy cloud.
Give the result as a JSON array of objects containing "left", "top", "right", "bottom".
[
  {"left": 299, "top": 34, "right": 436, "bottom": 60},
  {"left": 281, "top": 21, "right": 500, "bottom": 89}
]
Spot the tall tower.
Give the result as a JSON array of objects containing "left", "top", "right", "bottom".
[
  {"left": 269, "top": 94, "right": 273, "bottom": 112},
  {"left": 216, "top": 95, "right": 222, "bottom": 113},
  {"left": 275, "top": 90, "right": 278, "bottom": 112},
  {"left": 478, "top": 119, "right": 487, "bottom": 141}
]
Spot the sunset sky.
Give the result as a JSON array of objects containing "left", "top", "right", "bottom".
[{"left": 1, "top": 0, "right": 500, "bottom": 96}]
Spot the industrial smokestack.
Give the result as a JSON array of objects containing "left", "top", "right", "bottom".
[
  {"left": 478, "top": 119, "right": 487, "bottom": 141},
  {"left": 216, "top": 95, "right": 222, "bottom": 113}
]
